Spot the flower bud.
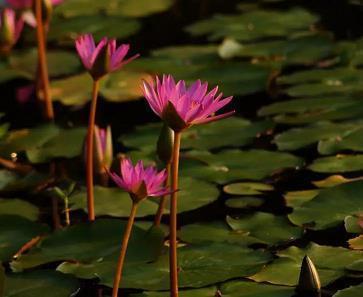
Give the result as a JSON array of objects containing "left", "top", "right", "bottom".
[
  {"left": 296, "top": 255, "right": 321, "bottom": 294},
  {"left": 94, "top": 125, "right": 113, "bottom": 174},
  {"left": 157, "top": 123, "right": 174, "bottom": 164},
  {"left": 0, "top": 8, "right": 23, "bottom": 54},
  {"left": 90, "top": 42, "right": 111, "bottom": 80}
]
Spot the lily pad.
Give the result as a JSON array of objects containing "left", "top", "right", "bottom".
[
  {"left": 9, "top": 49, "right": 81, "bottom": 79},
  {"left": 26, "top": 127, "right": 87, "bottom": 163},
  {"left": 348, "top": 235, "right": 363, "bottom": 250},
  {"left": 0, "top": 199, "right": 39, "bottom": 221},
  {"left": 11, "top": 219, "right": 164, "bottom": 271},
  {"left": 70, "top": 177, "right": 219, "bottom": 217},
  {"left": 309, "top": 155, "right": 363, "bottom": 173},
  {"left": 121, "top": 117, "right": 272, "bottom": 152},
  {"left": 223, "top": 182, "right": 274, "bottom": 195},
  {"left": 186, "top": 8, "right": 318, "bottom": 41},
  {"left": 0, "top": 215, "right": 49, "bottom": 262},
  {"left": 284, "top": 190, "right": 320, "bottom": 208},
  {"left": 4, "top": 270, "right": 79, "bottom": 297},
  {"left": 274, "top": 121, "right": 363, "bottom": 152},
  {"left": 250, "top": 243, "right": 363, "bottom": 286},
  {"left": 220, "top": 280, "right": 295, "bottom": 297},
  {"left": 288, "top": 180, "right": 363, "bottom": 230},
  {"left": 226, "top": 213, "right": 302, "bottom": 245},
  {"left": 333, "top": 284, "right": 363, "bottom": 297},
  {"left": 181, "top": 149, "right": 303, "bottom": 184},
  {"left": 55, "top": 0, "right": 174, "bottom": 18},
  {"left": 48, "top": 15, "right": 140, "bottom": 45},
  {"left": 130, "top": 287, "right": 217, "bottom": 297},
  {"left": 59, "top": 242, "right": 272, "bottom": 290},
  {"left": 178, "top": 221, "right": 261, "bottom": 246}
]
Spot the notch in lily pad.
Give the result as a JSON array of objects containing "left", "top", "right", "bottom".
[{"left": 296, "top": 255, "right": 321, "bottom": 296}]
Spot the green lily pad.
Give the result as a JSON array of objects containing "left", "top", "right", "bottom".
[
  {"left": 26, "top": 127, "right": 86, "bottom": 163},
  {"left": 226, "top": 212, "right": 302, "bottom": 245},
  {"left": 333, "top": 284, "right": 363, "bottom": 297},
  {"left": 4, "top": 270, "right": 79, "bottom": 297},
  {"left": 47, "top": 15, "right": 140, "bottom": 45},
  {"left": 59, "top": 242, "right": 272, "bottom": 290},
  {"left": 55, "top": 0, "right": 174, "bottom": 18},
  {"left": 258, "top": 96, "right": 361, "bottom": 118},
  {"left": 181, "top": 149, "right": 303, "bottom": 184},
  {"left": 284, "top": 190, "right": 320, "bottom": 208},
  {"left": 0, "top": 124, "right": 60, "bottom": 158},
  {"left": 220, "top": 280, "right": 295, "bottom": 297},
  {"left": 0, "top": 199, "right": 39, "bottom": 221},
  {"left": 344, "top": 215, "right": 363, "bottom": 233},
  {"left": 186, "top": 8, "right": 317, "bottom": 41},
  {"left": 250, "top": 243, "right": 363, "bottom": 286},
  {"left": 70, "top": 177, "right": 219, "bottom": 217},
  {"left": 11, "top": 218, "right": 164, "bottom": 271},
  {"left": 121, "top": 117, "right": 272, "bottom": 152},
  {"left": 9, "top": 49, "right": 81, "bottom": 79},
  {"left": 130, "top": 287, "right": 217, "bottom": 297},
  {"left": 178, "top": 221, "right": 261, "bottom": 246},
  {"left": 274, "top": 121, "right": 363, "bottom": 152},
  {"left": 288, "top": 180, "right": 363, "bottom": 230},
  {"left": 0, "top": 215, "right": 49, "bottom": 262},
  {"left": 223, "top": 182, "right": 274, "bottom": 195},
  {"left": 0, "top": 170, "right": 47, "bottom": 193},
  {"left": 309, "top": 155, "right": 363, "bottom": 173},
  {"left": 278, "top": 68, "right": 363, "bottom": 97},
  {"left": 225, "top": 196, "right": 264, "bottom": 209},
  {"left": 219, "top": 34, "right": 334, "bottom": 67}
]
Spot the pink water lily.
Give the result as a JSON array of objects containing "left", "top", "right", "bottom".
[
  {"left": 142, "top": 75, "right": 235, "bottom": 131},
  {"left": 75, "top": 34, "right": 139, "bottom": 80},
  {"left": 108, "top": 158, "right": 169, "bottom": 202},
  {"left": 0, "top": 8, "right": 24, "bottom": 52}
]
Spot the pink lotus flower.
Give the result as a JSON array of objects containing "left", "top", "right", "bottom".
[
  {"left": 75, "top": 34, "right": 139, "bottom": 80},
  {"left": 0, "top": 8, "right": 24, "bottom": 51},
  {"left": 142, "top": 75, "right": 235, "bottom": 131},
  {"left": 108, "top": 158, "right": 169, "bottom": 203},
  {"left": 5, "top": 0, "right": 63, "bottom": 9}
]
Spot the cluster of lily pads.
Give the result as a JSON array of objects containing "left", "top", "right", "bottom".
[{"left": 0, "top": 0, "right": 363, "bottom": 297}]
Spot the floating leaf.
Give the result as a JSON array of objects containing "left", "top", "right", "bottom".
[
  {"left": 130, "top": 287, "right": 217, "bottom": 297},
  {"left": 59, "top": 242, "right": 272, "bottom": 290},
  {"left": 220, "top": 280, "right": 294, "bottom": 297},
  {"left": 179, "top": 221, "right": 261, "bottom": 246},
  {"left": 11, "top": 219, "right": 163, "bottom": 271},
  {"left": 284, "top": 190, "right": 320, "bottom": 208},
  {"left": 226, "top": 213, "right": 302, "bottom": 245},
  {"left": 55, "top": 0, "right": 174, "bottom": 18},
  {"left": 26, "top": 127, "right": 86, "bottom": 163},
  {"left": 250, "top": 243, "right": 363, "bottom": 286},
  {"left": 288, "top": 180, "right": 363, "bottom": 230},
  {"left": 223, "top": 182, "right": 273, "bottom": 195},
  {"left": 333, "top": 284, "right": 363, "bottom": 297},
  {"left": 0, "top": 199, "right": 39, "bottom": 221},
  {"left": 348, "top": 235, "right": 363, "bottom": 250},
  {"left": 186, "top": 8, "right": 318, "bottom": 41},
  {"left": 4, "top": 270, "right": 79, "bottom": 297},
  {"left": 0, "top": 215, "right": 49, "bottom": 262},
  {"left": 181, "top": 149, "right": 303, "bottom": 184},
  {"left": 309, "top": 155, "right": 363, "bottom": 173},
  {"left": 70, "top": 177, "right": 219, "bottom": 217}
]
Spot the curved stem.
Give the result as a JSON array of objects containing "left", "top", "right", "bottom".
[
  {"left": 35, "top": 0, "right": 54, "bottom": 121},
  {"left": 169, "top": 132, "right": 181, "bottom": 297},
  {"left": 154, "top": 162, "right": 171, "bottom": 226},
  {"left": 86, "top": 79, "right": 100, "bottom": 221},
  {"left": 112, "top": 202, "right": 138, "bottom": 297}
]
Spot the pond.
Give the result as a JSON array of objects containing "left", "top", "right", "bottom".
[{"left": 0, "top": 1, "right": 363, "bottom": 297}]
